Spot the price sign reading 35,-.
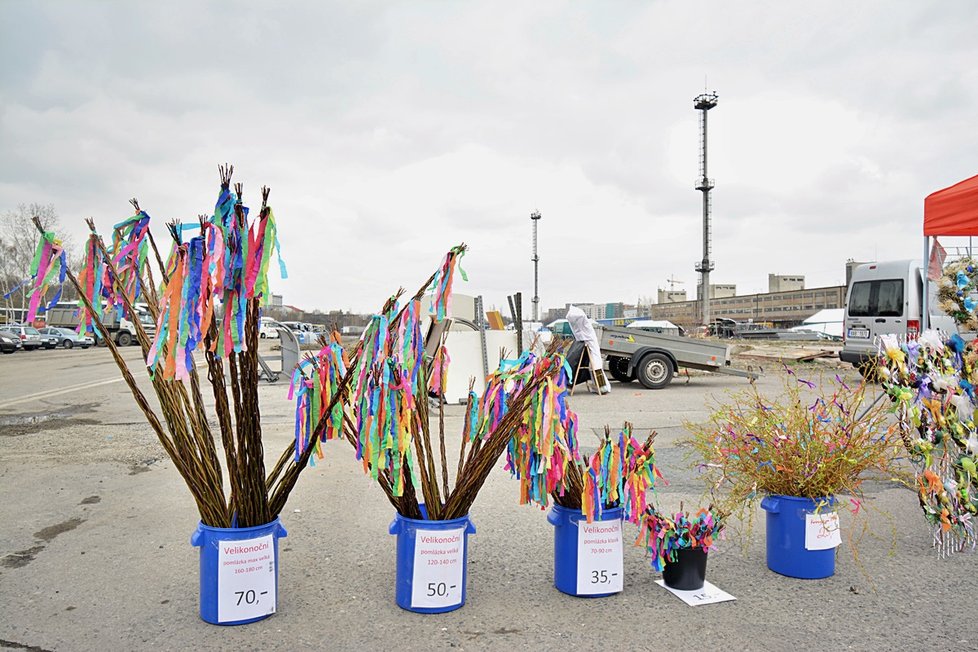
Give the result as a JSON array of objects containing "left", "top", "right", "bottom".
[
  {"left": 577, "top": 519, "right": 624, "bottom": 595},
  {"left": 411, "top": 527, "right": 465, "bottom": 608},
  {"left": 217, "top": 533, "right": 276, "bottom": 623}
]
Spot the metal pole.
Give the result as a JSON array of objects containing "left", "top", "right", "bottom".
[
  {"left": 922, "top": 236, "right": 930, "bottom": 331},
  {"left": 531, "top": 211, "right": 541, "bottom": 322},
  {"left": 701, "top": 109, "right": 711, "bottom": 329},
  {"left": 693, "top": 92, "right": 717, "bottom": 331}
]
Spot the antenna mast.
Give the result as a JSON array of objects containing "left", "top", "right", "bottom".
[{"left": 693, "top": 91, "right": 718, "bottom": 329}]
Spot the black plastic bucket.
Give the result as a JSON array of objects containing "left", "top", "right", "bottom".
[{"left": 662, "top": 547, "right": 708, "bottom": 591}]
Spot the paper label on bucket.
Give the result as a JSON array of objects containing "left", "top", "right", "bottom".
[
  {"left": 576, "top": 519, "right": 623, "bottom": 595},
  {"left": 411, "top": 526, "right": 465, "bottom": 609},
  {"left": 804, "top": 511, "right": 842, "bottom": 550},
  {"left": 217, "top": 533, "right": 276, "bottom": 623}
]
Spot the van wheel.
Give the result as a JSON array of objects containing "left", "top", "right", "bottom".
[
  {"left": 116, "top": 332, "right": 133, "bottom": 347},
  {"left": 637, "top": 352, "right": 674, "bottom": 389},
  {"left": 608, "top": 357, "right": 634, "bottom": 383},
  {"left": 260, "top": 332, "right": 266, "bottom": 339}
]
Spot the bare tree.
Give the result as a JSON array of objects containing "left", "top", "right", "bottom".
[{"left": 0, "top": 203, "right": 73, "bottom": 320}]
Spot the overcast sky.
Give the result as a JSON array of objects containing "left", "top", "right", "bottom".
[{"left": 2, "top": 1, "right": 976, "bottom": 315}]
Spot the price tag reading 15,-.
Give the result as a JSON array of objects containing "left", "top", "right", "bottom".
[
  {"left": 411, "top": 527, "right": 466, "bottom": 608},
  {"left": 576, "top": 519, "right": 624, "bottom": 595},
  {"left": 217, "top": 533, "right": 276, "bottom": 623}
]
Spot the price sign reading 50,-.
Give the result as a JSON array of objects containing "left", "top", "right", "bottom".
[
  {"left": 217, "top": 533, "right": 276, "bottom": 623},
  {"left": 576, "top": 519, "right": 624, "bottom": 595},
  {"left": 411, "top": 527, "right": 466, "bottom": 608}
]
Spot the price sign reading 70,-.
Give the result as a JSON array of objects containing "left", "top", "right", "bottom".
[
  {"left": 217, "top": 533, "right": 276, "bottom": 623},
  {"left": 576, "top": 519, "right": 624, "bottom": 595},
  {"left": 411, "top": 527, "right": 466, "bottom": 609}
]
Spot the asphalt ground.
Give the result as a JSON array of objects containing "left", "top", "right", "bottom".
[{"left": 0, "top": 341, "right": 971, "bottom": 651}]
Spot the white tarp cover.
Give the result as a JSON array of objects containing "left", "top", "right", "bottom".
[
  {"left": 566, "top": 306, "right": 611, "bottom": 392},
  {"left": 626, "top": 319, "right": 680, "bottom": 334},
  {"left": 791, "top": 308, "right": 844, "bottom": 338}
]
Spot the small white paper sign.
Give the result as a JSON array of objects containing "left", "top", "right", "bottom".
[
  {"left": 217, "top": 533, "right": 276, "bottom": 623},
  {"left": 576, "top": 519, "right": 624, "bottom": 595},
  {"left": 656, "top": 579, "right": 736, "bottom": 606},
  {"left": 411, "top": 527, "right": 466, "bottom": 608},
  {"left": 804, "top": 511, "right": 842, "bottom": 550}
]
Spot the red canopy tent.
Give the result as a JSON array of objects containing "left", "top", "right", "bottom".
[{"left": 922, "top": 173, "right": 978, "bottom": 327}]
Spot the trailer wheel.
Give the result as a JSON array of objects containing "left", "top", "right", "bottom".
[
  {"left": 607, "top": 357, "right": 634, "bottom": 383},
  {"left": 637, "top": 352, "right": 673, "bottom": 389},
  {"left": 116, "top": 331, "right": 133, "bottom": 347}
]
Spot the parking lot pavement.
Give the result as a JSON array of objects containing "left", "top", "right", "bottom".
[{"left": 0, "top": 350, "right": 968, "bottom": 652}]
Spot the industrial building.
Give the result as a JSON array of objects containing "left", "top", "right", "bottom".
[
  {"left": 768, "top": 274, "right": 805, "bottom": 293},
  {"left": 650, "top": 284, "right": 845, "bottom": 330}
]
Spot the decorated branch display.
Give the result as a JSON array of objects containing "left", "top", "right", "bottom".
[
  {"left": 506, "top": 418, "right": 662, "bottom": 524},
  {"left": 880, "top": 330, "right": 978, "bottom": 554},
  {"left": 937, "top": 257, "right": 978, "bottom": 331},
  {"left": 636, "top": 505, "right": 725, "bottom": 572},
  {"left": 687, "top": 367, "right": 901, "bottom": 512},
  {"left": 287, "top": 245, "right": 576, "bottom": 521},
  {"left": 28, "top": 166, "right": 318, "bottom": 530}
]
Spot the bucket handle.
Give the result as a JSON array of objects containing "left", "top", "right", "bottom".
[
  {"left": 546, "top": 509, "right": 561, "bottom": 526},
  {"left": 760, "top": 496, "right": 780, "bottom": 514}
]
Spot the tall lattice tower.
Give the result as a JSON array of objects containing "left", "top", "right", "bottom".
[
  {"left": 530, "top": 210, "right": 541, "bottom": 321},
  {"left": 693, "top": 91, "right": 718, "bottom": 328}
]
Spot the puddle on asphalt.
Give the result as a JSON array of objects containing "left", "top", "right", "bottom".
[
  {"left": 1, "top": 545, "right": 45, "bottom": 569},
  {"left": 33, "top": 517, "right": 86, "bottom": 543},
  {"left": 0, "top": 403, "right": 99, "bottom": 436}
]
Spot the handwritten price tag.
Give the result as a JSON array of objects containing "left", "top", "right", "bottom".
[
  {"left": 217, "top": 533, "right": 276, "bottom": 623},
  {"left": 411, "top": 527, "right": 465, "bottom": 608},
  {"left": 576, "top": 519, "right": 623, "bottom": 595},
  {"left": 804, "top": 511, "right": 841, "bottom": 550}
]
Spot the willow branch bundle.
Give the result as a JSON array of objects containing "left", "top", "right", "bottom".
[
  {"left": 46, "top": 167, "right": 313, "bottom": 529},
  {"left": 287, "top": 246, "right": 573, "bottom": 522}
]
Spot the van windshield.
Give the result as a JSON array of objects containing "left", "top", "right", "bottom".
[{"left": 848, "top": 279, "right": 904, "bottom": 317}]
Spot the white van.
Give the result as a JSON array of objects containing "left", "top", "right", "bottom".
[
  {"left": 259, "top": 317, "right": 279, "bottom": 339},
  {"left": 840, "top": 259, "right": 957, "bottom": 371}
]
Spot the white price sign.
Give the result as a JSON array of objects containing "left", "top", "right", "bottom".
[
  {"left": 804, "top": 511, "right": 842, "bottom": 550},
  {"left": 217, "top": 533, "right": 276, "bottom": 623},
  {"left": 576, "top": 519, "right": 624, "bottom": 595},
  {"left": 411, "top": 527, "right": 465, "bottom": 608}
]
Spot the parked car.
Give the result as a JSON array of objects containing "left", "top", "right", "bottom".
[
  {"left": 5, "top": 324, "right": 44, "bottom": 350},
  {"left": 0, "top": 329, "right": 22, "bottom": 354},
  {"left": 259, "top": 318, "right": 280, "bottom": 339},
  {"left": 39, "top": 326, "right": 94, "bottom": 349},
  {"left": 37, "top": 329, "right": 59, "bottom": 349}
]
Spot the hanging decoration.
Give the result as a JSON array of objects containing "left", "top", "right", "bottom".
[
  {"left": 880, "top": 330, "right": 978, "bottom": 555},
  {"left": 23, "top": 228, "right": 67, "bottom": 323}
]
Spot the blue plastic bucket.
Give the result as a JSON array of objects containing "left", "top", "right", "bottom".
[
  {"left": 547, "top": 504, "right": 624, "bottom": 597},
  {"left": 388, "top": 512, "right": 476, "bottom": 613},
  {"left": 760, "top": 495, "right": 837, "bottom": 579},
  {"left": 190, "top": 518, "right": 287, "bottom": 625}
]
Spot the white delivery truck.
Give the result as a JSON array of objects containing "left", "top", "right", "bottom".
[{"left": 840, "top": 259, "right": 959, "bottom": 373}]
